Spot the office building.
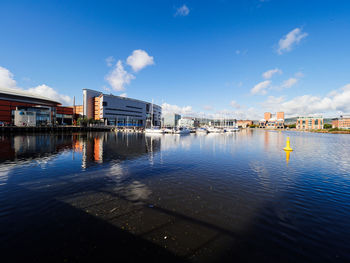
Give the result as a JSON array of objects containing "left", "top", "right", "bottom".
[
  {"left": 236, "top": 120, "right": 253, "bottom": 128},
  {"left": 79, "top": 89, "right": 161, "bottom": 127},
  {"left": 296, "top": 116, "right": 324, "bottom": 130},
  {"left": 332, "top": 115, "right": 350, "bottom": 129}
]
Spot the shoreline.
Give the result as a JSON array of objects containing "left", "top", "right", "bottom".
[{"left": 258, "top": 128, "right": 350, "bottom": 134}]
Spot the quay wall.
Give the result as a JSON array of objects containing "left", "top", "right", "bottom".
[{"left": 0, "top": 126, "right": 112, "bottom": 134}]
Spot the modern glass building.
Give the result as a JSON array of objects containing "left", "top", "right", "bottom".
[{"left": 80, "top": 89, "right": 161, "bottom": 128}]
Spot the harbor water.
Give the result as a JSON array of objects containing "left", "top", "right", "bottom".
[{"left": 0, "top": 130, "right": 349, "bottom": 262}]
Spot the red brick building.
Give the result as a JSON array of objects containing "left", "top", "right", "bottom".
[
  {"left": 0, "top": 88, "right": 73, "bottom": 126},
  {"left": 259, "top": 112, "right": 285, "bottom": 129},
  {"left": 332, "top": 115, "right": 350, "bottom": 129}
]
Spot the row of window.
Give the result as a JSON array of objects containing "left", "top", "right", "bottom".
[
  {"left": 105, "top": 113, "right": 143, "bottom": 118},
  {"left": 102, "top": 101, "right": 144, "bottom": 110},
  {"left": 105, "top": 108, "right": 143, "bottom": 114}
]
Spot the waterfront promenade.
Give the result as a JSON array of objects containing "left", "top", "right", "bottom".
[{"left": 0, "top": 125, "right": 112, "bottom": 133}]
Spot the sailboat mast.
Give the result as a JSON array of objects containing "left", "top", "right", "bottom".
[{"left": 151, "top": 99, "right": 154, "bottom": 128}]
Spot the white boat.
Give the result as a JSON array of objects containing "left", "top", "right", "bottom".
[
  {"left": 145, "top": 127, "right": 165, "bottom": 134},
  {"left": 207, "top": 127, "right": 223, "bottom": 133},
  {"left": 174, "top": 127, "right": 191, "bottom": 134},
  {"left": 145, "top": 99, "right": 165, "bottom": 134},
  {"left": 226, "top": 126, "right": 239, "bottom": 132},
  {"left": 196, "top": 128, "right": 208, "bottom": 133},
  {"left": 163, "top": 128, "right": 174, "bottom": 133}
]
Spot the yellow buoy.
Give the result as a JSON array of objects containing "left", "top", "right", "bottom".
[{"left": 283, "top": 137, "right": 293, "bottom": 151}]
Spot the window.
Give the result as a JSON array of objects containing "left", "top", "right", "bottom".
[
  {"left": 102, "top": 101, "right": 108, "bottom": 106},
  {"left": 126, "top": 105, "right": 142, "bottom": 110}
]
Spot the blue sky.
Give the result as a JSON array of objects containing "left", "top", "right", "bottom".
[{"left": 1, "top": 0, "right": 350, "bottom": 119}]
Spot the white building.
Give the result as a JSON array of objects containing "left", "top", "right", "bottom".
[
  {"left": 178, "top": 117, "right": 199, "bottom": 128},
  {"left": 162, "top": 113, "right": 181, "bottom": 127}
]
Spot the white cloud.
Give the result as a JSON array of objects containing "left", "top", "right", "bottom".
[
  {"left": 27, "top": 84, "right": 72, "bottom": 105},
  {"left": 262, "top": 68, "right": 282, "bottom": 79},
  {"left": 0, "top": 66, "right": 17, "bottom": 89},
  {"left": 230, "top": 100, "right": 241, "bottom": 109},
  {"left": 162, "top": 102, "right": 193, "bottom": 116},
  {"left": 277, "top": 27, "right": 308, "bottom": 54},
  {"left": 212, "top": 107, "right": 261, "bottom": 120},
  {"left": 251, "top": 80, "right": 271, "bottom": 95},
  {"left": 119, "top": 93, "right": 127, "bottom": 97},
  {"left": 0, "top": 66, "right": 72, "bottom": 105},
  {"left": 126, "top": 49, "right": 154, "bottom": 72},
  {"left": 263, "top": 84, "right": 350, "bottom": 116},
  {"left": 105, "top": 60, "right": 135, "bottom": 91},
  {"left": 175, "top": 4, "right": 190, "bottom": 16},
  {"left": 281, "top": 77, "right": 298, "bottom": 89},
  {"left": 105, "top": 56, "right": 115, "bottom": 67}
]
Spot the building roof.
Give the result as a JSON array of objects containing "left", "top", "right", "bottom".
[{"left": 0, "top": 87, "right": 61, "bottom": 105}]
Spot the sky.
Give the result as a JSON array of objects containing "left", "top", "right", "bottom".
[{"left": 1, "top": 0, "right": 350, "bottom": 119}]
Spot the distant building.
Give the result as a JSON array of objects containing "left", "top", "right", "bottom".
[
  {"left": 178, "top": 117, "right": 199, "bottom": 128},
  {"left": 259, "top": 112, "right": 284, "bottom": 129},
  {"left": 162, "top": 113, "right": 181, "bottom": 127},
  {"left": 296, "top": 116, "right": 324, "bottom": 130},
  {"left": 332, "top": 115, "right": 350, "bottom": 129},
  {"left": 236, "top": 120, "right": 253, "bottom": 128},
  {"left": 78, "top": 89, "right": 161, "bottom": 128}
]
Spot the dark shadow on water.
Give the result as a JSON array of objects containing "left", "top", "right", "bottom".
[{"left": 1, "top": 185, "right": 188, "bottom": 263}]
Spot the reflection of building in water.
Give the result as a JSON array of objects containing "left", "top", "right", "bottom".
[
  {"left": 0, "top": 134, "right": 74, "bottom": 162},
  {"left": 264, "top": 130, "right": 270, "bottom": 150},
  {"left": 160, "top": 134, "right": 193, "bottom": 151},
  {"left": 76, "top": 133, "right": 161, "bottom": 168},
  {"left": 0, "top": 133, "right": 161, "bottom": 168}
]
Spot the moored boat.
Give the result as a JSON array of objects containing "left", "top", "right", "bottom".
[{"left": 174, "top": 127, "right": 191, "bottom": 134}]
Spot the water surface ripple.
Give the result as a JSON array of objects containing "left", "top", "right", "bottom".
[{"left": 0, "top": 130, "right": 349, "bottom": 262}]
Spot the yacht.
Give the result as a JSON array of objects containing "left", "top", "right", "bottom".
[
  {"left": 174, "top": 127, "right": 191, "bottom": 134},
  {"left": 145, "top": 99, "right": 165, "bottom": 134},
  {"left": 163, "top": 128, "right": 174, "bottom": 134},
  {"left": 196, "top": 127, "right": 208, "bottom": 133},
  {"left": 226, "top": 126, "right": 240, "bottom": 132},
  {"left": 145, "top": 127, "right": 165, "bottom": 134},
  {"left": 207, "top": 127, "right": 223, "bottom": 133}
]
